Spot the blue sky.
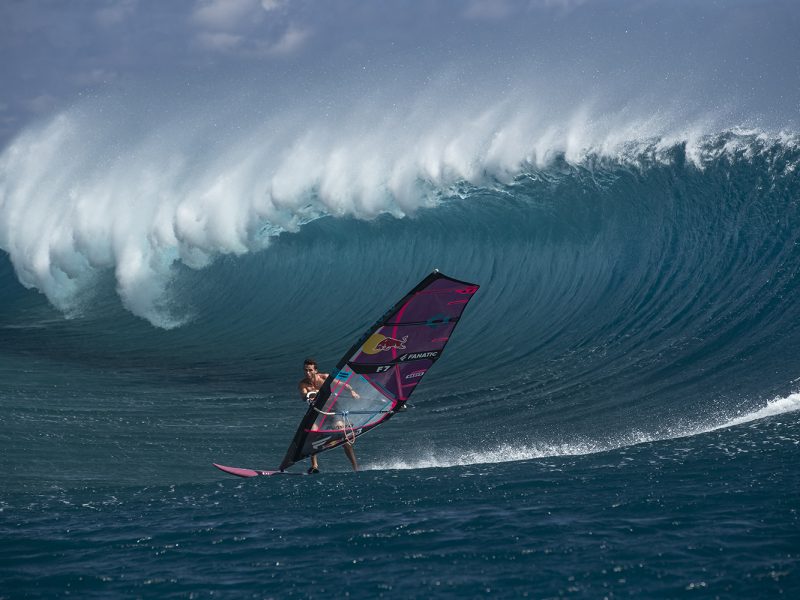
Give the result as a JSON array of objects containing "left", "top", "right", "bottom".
[{"left": 1, "top": 0, "right": 798, "bottom": 148}]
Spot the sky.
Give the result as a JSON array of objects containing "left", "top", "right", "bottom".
[{"left": 1, "top": 0, "right": 799, "bottom": 149}]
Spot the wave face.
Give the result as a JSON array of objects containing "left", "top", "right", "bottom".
[{"left": 2, "top": 131, "right": 800, "bottom": 474}]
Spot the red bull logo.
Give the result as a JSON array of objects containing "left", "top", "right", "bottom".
[
  {"left": 362, "top": 332, "right": 408, "bottom": 354},
  {"left": 376, "top": 335, "right": 407, "bottom": 351}
]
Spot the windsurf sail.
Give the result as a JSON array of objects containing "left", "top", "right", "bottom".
[{"left": 278, "top": 270, "right": 479, "bottom": 471}]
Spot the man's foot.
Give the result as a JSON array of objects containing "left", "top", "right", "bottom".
[{"left": 307, "top": 467, "right": 320, "bottom": 474}]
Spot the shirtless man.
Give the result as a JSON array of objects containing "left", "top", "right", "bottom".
[{"left": 298, "top": 358, "right": 359, "bottom": 473}]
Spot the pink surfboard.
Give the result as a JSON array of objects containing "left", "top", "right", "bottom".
[{"left": 213, "top": 463, "right": 305, "bottom": 477}]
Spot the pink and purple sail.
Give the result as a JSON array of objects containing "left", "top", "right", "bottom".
[{"left": 278, "top": 270, "right": 479, "bottom": 471}]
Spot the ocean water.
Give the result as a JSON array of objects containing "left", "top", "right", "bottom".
[
  {"left": 2, "top": 0, "right": 800, "bottom": 595},
  {"left": 2, "top": 130, "right": 800, "bottom": 597}
]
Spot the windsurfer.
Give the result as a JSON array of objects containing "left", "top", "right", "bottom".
[{"left": 298, "top": 358, "right": 360, "bottom": 473}]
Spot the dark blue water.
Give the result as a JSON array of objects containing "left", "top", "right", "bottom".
[{"left": 2, "top": 133, "right": 800, "bottom": 597}]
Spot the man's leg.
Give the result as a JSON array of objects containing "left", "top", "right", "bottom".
[{"left": 343, "top": 443, "right": 358, "bottom": 471}]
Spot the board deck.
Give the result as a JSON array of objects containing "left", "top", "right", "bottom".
[{"left": 213, "top": 463, "right": 305, "bottom": 477}]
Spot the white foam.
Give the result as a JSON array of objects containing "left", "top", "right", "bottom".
[
  {"left": 366, "top": 392, "right": 800, "bottom": 471},
  {"left": 366, "top": 441, "right": 619, "bottom": 472},
  {"left": 710, "top": 392, "right": 800, "bottom": 430}
]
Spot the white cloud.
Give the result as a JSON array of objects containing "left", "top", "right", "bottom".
[
  {"left": 268, "top": 24, "right": 310, "bottom": 55},
  {"left": 261, "top": 0, "right": 287, "bottom": 11},
  {"left": 192, "top": 0, "right": 263, "bottom": 31},
  {"left": 191, "top": 0, "right": 295, "bottom": 55}
]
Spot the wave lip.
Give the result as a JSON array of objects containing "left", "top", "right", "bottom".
[{"left": 1, "top": 79, "right": 797, "bottom": 328}]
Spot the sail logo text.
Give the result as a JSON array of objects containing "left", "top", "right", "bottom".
[
  {"left": 398, "top": 351, "right": 439, "bottom": 362},
  {"left": 312, "top": 436, "right": 332, "bottom": 449}
]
